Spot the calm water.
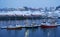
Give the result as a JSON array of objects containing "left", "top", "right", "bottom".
[{"left": 0, "top": 19, "right": 60, "bottom": 37}]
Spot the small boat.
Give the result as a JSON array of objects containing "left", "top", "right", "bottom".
[
  {"left": 23, "top": 25, "right": 38, "bottom": 28},
  {"left": 2, "top": 25, "right": 22, "bottom": 30},
  {"left": 23, "top": 20, "right": 38, "bottom": 28},
  {"left": 40, "top": 19, "right": 57, "bottom": 28},
  {"left": 23, "top": 22, "right": 39, "bottom": 28},
  {"left": 6, "top": 16, "right": 22, "bottom": 30}
]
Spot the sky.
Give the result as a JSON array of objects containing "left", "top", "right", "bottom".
[{"left": 0, "top": 0, "right": 60, "bottom": 8}]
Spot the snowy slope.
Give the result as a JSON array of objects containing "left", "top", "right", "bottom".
[{"left": 0, "top": 10, "right": 60, "bottom": 17}]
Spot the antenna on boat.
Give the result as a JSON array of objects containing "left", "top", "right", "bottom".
[
  {"left": 15, "top": 14, "right": 17, "bottom": 25},
  {"left": 15, "top": 14, "right": 18, "bottom": 26},
  {"left": 7, "top": 17, "right": 11, "bottom": 27},
  {"left": 31, "top": 11, "right": 36, "bottom": 26},
  {"left": 51, "top": 18, "right": 57, "bottom": 25}
]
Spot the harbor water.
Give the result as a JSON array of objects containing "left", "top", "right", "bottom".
[{"left": 0, "top": 19, "right": 60, "bottom": 37}]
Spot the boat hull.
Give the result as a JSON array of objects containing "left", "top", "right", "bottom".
[
  {"left": 40, "top": 25, "right": 57, "bottom": 28},
  {"left": 23, "top": 26, "right": 38, "bottom": 28},
  {"left": 6, "top": 27, "right": 22, "bottom": 30}
]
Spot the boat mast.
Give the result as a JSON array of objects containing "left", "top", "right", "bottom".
[
  {"left": 25, "top": 19, "right": 29, "bottom": 26},
  {"left": 15, "top": 14, "right": 18, "bottom": 26},
  {"left": 7, "top": 17, "right": 10, "bottom": 27},
  {"left": 31, "top": 10, "right": 36, "bottom": 26},
  {"left": 41, "top": 7, "right": 48, "bottom": 24}
]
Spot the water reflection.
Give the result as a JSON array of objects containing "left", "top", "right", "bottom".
[
  {"left": 42, "top": 28, "right": 57, "bottom": 37},
  {"left": 24, "top": 28, "right": 38, "bottom": 37},
  {"left": 0, "top": 19, "right": 60, "bottom": 37},
  {"left": 25, "top": 29, "right": 29, "bottom": 37},
  {"left": 0, "top": 26, "right": 60, "bottom": 37},
  {"left": 7, "top": 29, "right": 24, "bottom": 37}
]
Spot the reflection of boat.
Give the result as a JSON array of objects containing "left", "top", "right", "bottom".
[
  {"left": 42, "top": 28, "right": 56, "bottom": 37},
  {"left": 25, "top": 29, "right": 29, "bottom": 37}
]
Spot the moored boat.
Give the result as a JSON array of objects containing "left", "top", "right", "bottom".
[
  {"left": 40, "top": 19, "right": 57, "bottom": 28},
  {"left": 3, "top": 25, "right": 22, "bottom": 30},
  {"left": 40, "top": 25, "right": 57, "bottom": 28},
  {"left": 23, "top": 25, "right": 38, "bottom": 28}
]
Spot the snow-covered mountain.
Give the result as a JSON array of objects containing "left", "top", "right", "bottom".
[{"left": 0, "top": 10, "right": 60, "bottom": 18}]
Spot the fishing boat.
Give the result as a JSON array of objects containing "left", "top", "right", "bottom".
[
  {"left": 23, "top": 22, "right": 39, "bottom": 28},
  {"left": 6, "top": 25, "right": 22, "bottom": 30},
  {"left": 40, "top": 24, "right": 57, "bottom": 28},
  {"left": 5, "top": 16, "right": 22, "bottom": 30},
  {"left": 23, "top": 19, "right": 38, "bottom": 28},
  {"left": 23, "top": 25, "right": 38, "bottom": 28},
  {"left": 40, "top": 19, "right": 57, "bottom": 28}
]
